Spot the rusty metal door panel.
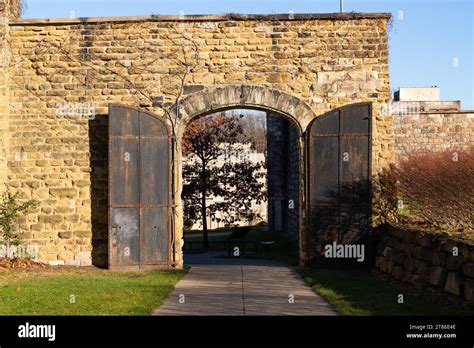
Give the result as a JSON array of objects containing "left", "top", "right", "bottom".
[
  {"left": 341, "top": 137, "right": 369, "bottom": 186},
  {"left": 140, "top": 111, "right": 169, "bottom": 138},
  {"left": 109, "top": 137, "right": 140, "bottom": 205},
  {"left": 310, "top": 109, "right": 339, "bottom": 135},
  {"left": 306, "top": 103, "right": 372, "bottom": 260},
  {"left": 140, "top": 207, "right": 170, "bottom": 265},
  {"left": 110, "top": 208, "right": 140, "bottom": 266},
  {"left": 341, "top": 104, "right": 370, "bottom": 134},
  {"left": 109, "top": 108, "right": 139, "bottom": 137},
  {"left": 139, "top": 137, "right": 170, "bottom": 205},
  {"left": 109, "top": 104, "right": 172, "bottom": 270},
  {"left": 310, "top": 137, "right": 339, "bottom": 203}
]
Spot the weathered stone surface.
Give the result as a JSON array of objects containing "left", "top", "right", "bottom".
[
  {"left": 395, "top": 112, "right": 474, "bottom": 163},
  {"left": 400, "top": 242, "right": 415, "bottom": 256},
  {"left": 462, "top": 263, "right": 474, "bottom": 278},
  {"left": 464, "top": 279, "right": 474, "bottom": 302},
  {"left": 413, "top": 246, "right": 433, "bottom": 262},
  {"left": 444, "top": 272, "right": 464, "bottom": 296},
  {"left": 440, "top": 239, "right": 458, "bottom": 254},
  {"left": 432, "top": 252, "right": 447, "bottom": 267},
  {"left": 383, "top": 246, "right": 394, "bottom": 260},
  {"left": 49, "top": 188, "right": 77, "bottom": 199},
  {"left": 393, "top": 252, "right": 405, "bottom": 265},
  {"left": 403, "top": 257, "right": 415, "bottom": 272},
  {"left": 429, "top": 266, "right": 448, "bottom": 287},
  {"left": 446, "top": 255, "right": 464, "bottom": 271},
  {"left": 418, "top": 235, "right": 432, "bottom": 248},
  {"left": 414, "top": 259, "right": 428, "bottom": 275},
  {"left": 376, "top": 225, "right": 474, "bottom": 299},
  {"left": 402, "top": 273, "right": 422, "bottom": 288},
  {"left": 391, "top": 265, "right": 404, "bottom": 281}
]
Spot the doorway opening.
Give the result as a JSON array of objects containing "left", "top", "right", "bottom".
[{"left": 181, "top": 108, "right": 302, "bottom": 264}]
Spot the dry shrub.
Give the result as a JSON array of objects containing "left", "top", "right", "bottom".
[
  {"left": 372, "top": 164, "right": 399, "bottom": 226},
  {"left": 396, "top": 147, "right": 474, "bottom": 231}
]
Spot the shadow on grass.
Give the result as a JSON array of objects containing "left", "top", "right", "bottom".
[{"left": 298, "top": 268, "right": 474, "bottom": 316}]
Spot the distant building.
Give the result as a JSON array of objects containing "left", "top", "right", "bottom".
[
  {"left": 392, "top": 86, "right": 473, "bottom": 162},
  {"left": 392, "top": 86, "right": 460, "bottom": 114}
]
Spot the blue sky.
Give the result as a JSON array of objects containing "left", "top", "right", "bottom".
[{"left": 22, "top": 0, "right": 474, "bottom": 109}]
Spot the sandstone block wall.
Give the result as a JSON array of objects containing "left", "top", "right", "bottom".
[
  {"left": 1, "top": 12, "right": 392, "bottom": 265},
  {"left": 394, "top": 112, "right": 474, "bottom": 162},
  {"left": 376, "top": 224, "right": 474, "bottom": 302}
]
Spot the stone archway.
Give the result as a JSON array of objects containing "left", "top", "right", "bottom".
[
  {"left": 170, "top": 85, "right": 318, "bottom": 267},
  {"left": 172, "top": 85, "right": 317, "bottom": 132}
]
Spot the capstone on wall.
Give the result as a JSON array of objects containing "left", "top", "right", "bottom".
[{"left": 1, "top": 11, "right": 392, "bottom": 266}]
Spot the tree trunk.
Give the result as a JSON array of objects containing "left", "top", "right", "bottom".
[
  {"left": 201, "top": 189, "right": 209, "bottom": 249},
  {"left": 200, "top": 162, "right": 209, "bottom": 250}
]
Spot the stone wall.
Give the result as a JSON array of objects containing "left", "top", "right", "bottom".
[
  {"left": 1, "top": 12, "right": 392, "bottom": 265},
  {"left": 0, "top": 0, "right": 19, "bottom": 192},
  {"left": 266, "top": 113, "right": 300, "bottom": 241},
  {"left": 394, "top": 112, "right": 474, "bottom": 162},
  {"left": 376, "top": 224, "right": 474, "bottom": 302}
]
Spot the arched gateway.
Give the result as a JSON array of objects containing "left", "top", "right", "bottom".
[
  {"left": 108, "top": 86, "right": 371, "bottom": 269},
  {"left": 0, "top": 7, "right": 392, "bottom": 267}
]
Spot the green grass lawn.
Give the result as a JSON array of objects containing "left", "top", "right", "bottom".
[
  {"left": 0, "top": 267, "right": 187, "bottom": 315},
  {"left": 299, "top": 268, "right": 474, "bottom": 316}
]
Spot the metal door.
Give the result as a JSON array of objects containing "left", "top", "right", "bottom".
[
  {"left": 306, "top": 103, "right": 371, "bottom": 259},
  {"left": 109, "top": 104, "right": 172, "bottom": 270}
]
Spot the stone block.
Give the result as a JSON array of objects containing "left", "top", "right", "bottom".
[
  {"left": 418, "top": 235, "right": 432, "bottom": 248},
  {"left": 49, "top": 188, "right": 77, "bottom": 198},
  {"left": 440, "top": 239, "right": 458, "bottom": 253},
  {"left": 403, "top": 257, "right": 415, "bottom": 272},
  {"left": 414, "top": 259, "right": 428, "bottom": 275},
  {"left": 400, "top": 243, "right": 415, "bottom": 256},
  {"left": 48, "top": 260, "right": 65, "bottom": 266},
  {"left": 393, "top": 252, "right": 405, "bottom": 265},
  {"left": 413, "top": 246, "right": 433, "bottom": 262},
  {"left": 65, "top": 260, "right": 82, "bottom": 266},
  {"left": 403, "top": 230, "right": 418, "bottom": 244},
  {"left": 464, "top": 279, "right": 474, "bottom": 302},
  {"left": 392, "top": 265, "right": 404, "bottom": 281},
  {"left": 462, "top": 262, "right": 474, "bottom": 278},
  {"left": 444, "top": 272, "right": 464, "bottom": 296},
  {"left": 432, "top": 252, "right": 447, "bottom": 267},
  {"left": 383, "top": 246, "right": 394, "bottom": 260},
  {"left": 446, "top": 255, "right": 464, "bottom": 271},
  {"left": 429, "top": 266, "right": 448, "bottom": 287},
  {"left": 74, "top": 251, "right": 91, "bottom": 261},
  {"left": 402, "top": 273, "right": 422, "bottom": 288}
]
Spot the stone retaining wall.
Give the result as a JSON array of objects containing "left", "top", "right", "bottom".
[{"left": 376, "top": 224, "right": 474, "bottom": 302}]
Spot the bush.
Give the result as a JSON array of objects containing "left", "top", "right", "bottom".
[
  {"left": 0, "top": 189, "right": 39, "bottom": 257},
  {"left": 372, "top": 164, "right": 399, "bottom": 226},
  {"left": 395, "top": 147, "right": 474, "bottom": 231}
]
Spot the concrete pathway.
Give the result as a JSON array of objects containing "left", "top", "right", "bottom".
[{"left": 153, "top": 252, "right": 337, "bottom": 316}]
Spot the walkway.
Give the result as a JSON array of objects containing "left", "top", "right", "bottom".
[{"left": 153, "top": 252, "right": 337, "bottom": 316}]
